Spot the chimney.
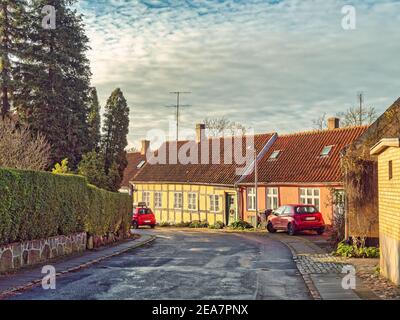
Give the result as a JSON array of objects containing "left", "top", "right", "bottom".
[
  {"left": 196, "top": 123, "right": 206, "bottom": 143},
  {"left": 140, "top": 140, "right": 150, "bottom": 155},
  {"left": 328, "top": 117, "right": 340, "bottom": 130}
]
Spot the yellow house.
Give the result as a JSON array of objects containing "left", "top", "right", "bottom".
[
  {"left": 130, "top": 125, "right": 275, "bottom": 225},
  {"left": 371, "top": 138, "right": 400, "bottom": 285}
]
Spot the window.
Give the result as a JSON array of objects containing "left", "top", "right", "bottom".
[
  {"left": 300, "top": 188, "right": 320, "bottom": 210},
  {"left": 188, "top": 193, "right": 198, "bottom": 211},
  {"left": 247, "top": 188, "right": 256, "bottom": 211},
  {"left": 154, "top": 192, "right": 162, "bottom": 208},
  {"left": 174, "top": 192, "right": 183, "bottom": 209},
  {"left": 209, "top": 195, "right": 220, "bottom": 212},
  {"left": 137, "top": 160, "right": 146, "bottom": 169},
  {"left": 389, "top": 160, "right": 393, "bottom": 180},
  {"left": 269, "top": 150, "right": 281, "bottom": 160},
  {"left": 320, "top": 145, "right": 334, "bottom": 157},
  {"left": 142, "top": 191, "right": 150, "bottom": 206},
  {"left": 266, "top": 187, "right": 279, "bottom": 210}
]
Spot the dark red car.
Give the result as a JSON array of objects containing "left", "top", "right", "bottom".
[
  {"left": 266, "top": 204, "right": 325, "bottom": 236},
  {"left": 132, "top": 203, "right": 156, "bottom": 229}
]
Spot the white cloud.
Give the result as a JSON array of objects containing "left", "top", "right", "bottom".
[{"left": 78, "top": 0, "right": 400, "bottom": 148}]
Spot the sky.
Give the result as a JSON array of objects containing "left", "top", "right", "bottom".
[{"left": 77, "top": 0, "right": 400, "bottom": 149}]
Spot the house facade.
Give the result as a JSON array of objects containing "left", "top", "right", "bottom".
[
  {"left": 239, "top": 121, "right": 368, "bottom": 226},
  {"left": 371, "top": 138, "right": 400, "bottom": 285},
  {"left": 130, "top": 125, "right": 275, "bottom": 225}
]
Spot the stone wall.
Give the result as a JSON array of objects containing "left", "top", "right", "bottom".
[{"left": 0, "top": 233, "right": 87, "bottom": 273}]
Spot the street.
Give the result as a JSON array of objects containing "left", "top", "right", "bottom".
[{"left": 10, "top": 229, "right": 311, "bottom": 300}]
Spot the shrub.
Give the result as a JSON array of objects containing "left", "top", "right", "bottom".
[
  {"left": 333, "top": 241, "right": 380, "bottom": 258},
  {"left": 229, "top": 220, "right": 253, "bottom": 230},
  {"left": 158, "top": 221, "right": 172, "bottom": 227},
  {"left": 0, "top": 168, "right": 132, "bottom": 244},
  {"left": 209, "top": 221, "right": 225, "bottom": 229},
  {"left": 175, "top": 222, "right": 191, "bottom": 228},
  {"left": 189, "top": 220, "right": 209, "bottom": 228}
]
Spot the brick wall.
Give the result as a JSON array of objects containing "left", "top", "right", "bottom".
[{"left": 377, "top": 147, "right": 400, "bottom": 284}]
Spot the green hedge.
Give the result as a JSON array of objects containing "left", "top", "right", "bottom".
[{"left": 0, "top": 168, "right": 132, "bottom": 245}]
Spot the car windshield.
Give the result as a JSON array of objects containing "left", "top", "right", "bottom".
[
  {"left": 295, "top": 206, "right": 318, "bottom": 214},
  {"left": 138, "top": 208, "right": 152, "bottom": 215}
]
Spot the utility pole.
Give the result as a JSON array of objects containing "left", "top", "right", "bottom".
[
  {"left": 254, "top": 148, "right": 258, "bottom": 229},
  {"left": 166, "top": 92, "right": 191, "bottom": 142}
]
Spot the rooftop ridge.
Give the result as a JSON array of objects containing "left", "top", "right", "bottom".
[{"left": 279, "top": 125, "right": 369, "bottom": 138}]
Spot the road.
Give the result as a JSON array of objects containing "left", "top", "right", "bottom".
[{"left": 10, "top": 229, "right": 311, "bottom": 300}]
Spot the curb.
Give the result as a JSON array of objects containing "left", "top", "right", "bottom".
[{"left": 0, "top": 235, "right": 156, "bottom": 300}]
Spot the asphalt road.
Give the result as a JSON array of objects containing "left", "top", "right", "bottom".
[{"left": 10, "top": 229, "right": 311, "bottom": 300}]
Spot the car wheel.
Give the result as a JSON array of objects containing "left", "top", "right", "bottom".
[
  {"left": 287, "top": 223, "right": 295, "bottom": 236},
  {"left": 132, "top": 221, "right": 138, "bottom": 229},
  {"left": 267, "top": 223, "right": 276, "bottom": 233},
  {"left": 317, "top": 227, "right": 325, "bottom": 235}
]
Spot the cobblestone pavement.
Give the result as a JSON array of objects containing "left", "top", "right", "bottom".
[{"left": 296, "top": 254, "right": 346, "bottom": 275}]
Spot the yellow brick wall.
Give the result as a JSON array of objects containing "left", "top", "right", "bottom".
[
  {"left": 132, "top": 183, "right": 236, "bottom": 225},
  {"left": 378, "top": 147, "right": 400, "bottom": 240}
]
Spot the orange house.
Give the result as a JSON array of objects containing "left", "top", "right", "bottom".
[{"left": 239, "top": 120, "right": 368, "bottom": 226}]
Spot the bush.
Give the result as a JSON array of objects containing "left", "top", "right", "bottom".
[
  {"left": 189, "top": 220, "right": 209, "bottom": 228},
  {"left": 158, "top": 221, "right": 172, "bottom": 227},
  {"left": 209, "top": 221, "right": 225, "bottom": 229},
  {"left": 333, "top": 241, "right": 380, "bottom": 258},
  {"left": 175, "top": 222, "right": 191, "bottom": 228},
  {"left": 229, "top": 220, "right": 253, "bottom": 230},
  {"left": 0, "top": 168, "right": 132, "bottom": 244}
]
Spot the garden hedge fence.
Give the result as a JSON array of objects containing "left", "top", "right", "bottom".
[{"left": 0, "top": 168, "right": 132, "bottom": 245}]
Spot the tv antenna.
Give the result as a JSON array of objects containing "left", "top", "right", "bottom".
[{"left": 166, "top": 91, "right": 191, "bottom": 142}]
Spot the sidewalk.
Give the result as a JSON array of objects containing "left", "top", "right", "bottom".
[
  {"left": 271, "top": 233, "right": 379, "bottom": 300},
  {"left": 0, "top": 233, "right": 155, "bottom": 299}
]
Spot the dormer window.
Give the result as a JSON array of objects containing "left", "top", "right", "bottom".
[
  {"left": 137, "top": 160, "right": 146, "bottom": 169},
  {"left": 320, "top": 145, "right": 333, "bottom": 157},
  {"left": 269, "top": 150, "right": 281, "bottom": 160}
]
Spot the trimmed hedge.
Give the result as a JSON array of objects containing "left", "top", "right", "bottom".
[{"left": 0, "top": 168, "right": 132, "bottom": 245}]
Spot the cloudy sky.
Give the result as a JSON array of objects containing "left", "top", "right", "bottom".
[{"left": 77, "top": 0, "right": 400, "bottom": 149}]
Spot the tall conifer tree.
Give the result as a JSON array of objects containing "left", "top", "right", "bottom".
[
  {"left": 15, "top": 0, "right": 92, "bottom": 167},
  {"left": 102, "top": 88, "right": 129, "bottom": 191},
  {"left": 87, "top": 87, "right": 101, "bottom": 152}
]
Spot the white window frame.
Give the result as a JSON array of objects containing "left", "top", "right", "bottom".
[
  {"left": 209, "top": 195, "right": 220, "bottom": 212},
  {"left": 188, "top": 192, "right": 198, "bottom": 211},
  {"left": 154, "top": 192, "right": 162, "bottom": 209},
  {"left": 247, "top": 188, "right": 256, "bottom": 211},
  {"left": 266, "top": 187, "right": 279, "bottom": 210},
  {"left": 320, "top": 145, "right": 334, "bottom": 157},
  {"left": 142, "top": 191, "right": 150, "bottom": 207},
  {"left": 174, "top": 192, "right": 183, "bottom": 209},
  {"left": 299, "top": 188, "right": 320, "bottom": 210}
]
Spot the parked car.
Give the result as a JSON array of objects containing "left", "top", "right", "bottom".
[
  {"left": 132, "top": 202, "right": 156, "bottom": 229},
  {"left": 266, "top": 204, "right": 325, "bottom": 236}
]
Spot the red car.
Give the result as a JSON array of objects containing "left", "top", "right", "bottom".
[
  {"left": 132, "top": 203, "right": 156, "bottom": 229},
  {"left": 266, "top": 204, "right": 325, "bottom": 236}
]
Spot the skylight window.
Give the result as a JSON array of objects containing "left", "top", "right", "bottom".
[
  {"left": 137, "top": 160, "right": 146, "bottom": 169},
  {"left": 320, "top": 145, "right": 334, "bottom": 157},
  {"left": 269, "top": 150, "right": 281, "bottom": 160}
]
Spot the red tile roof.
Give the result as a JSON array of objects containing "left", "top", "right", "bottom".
[
  {"left": 121, "top": 152, "right": 147, "bottom": 187},
  {"left": 241, "top": 126, "right": 368, "bottom": 184},
  {"left": 131, "top": 133, "right": 275, "bottom": 186}
]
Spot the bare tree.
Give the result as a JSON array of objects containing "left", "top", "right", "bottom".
[
  {"left": 204, "top": 117, "right": 247, "bottom": 137},
  {"left": 312, "top": 94, "right": 378, "bottom": 129},
  {"left": 0, "top": 117, "right": 51, "bottom": 171},
  {"left": 312, "top": 112, "right": 328, "bottom": 130}
]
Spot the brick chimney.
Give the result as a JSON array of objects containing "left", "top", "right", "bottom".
[
  {"left": 328, "top": 117, "right": 340, "bottom": 130},
  {"left": 140, "top": 140, "right": 150, "bottom": 155},
  {"left": 196, "top": 123, "right": 206, "bottom": 143}
]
